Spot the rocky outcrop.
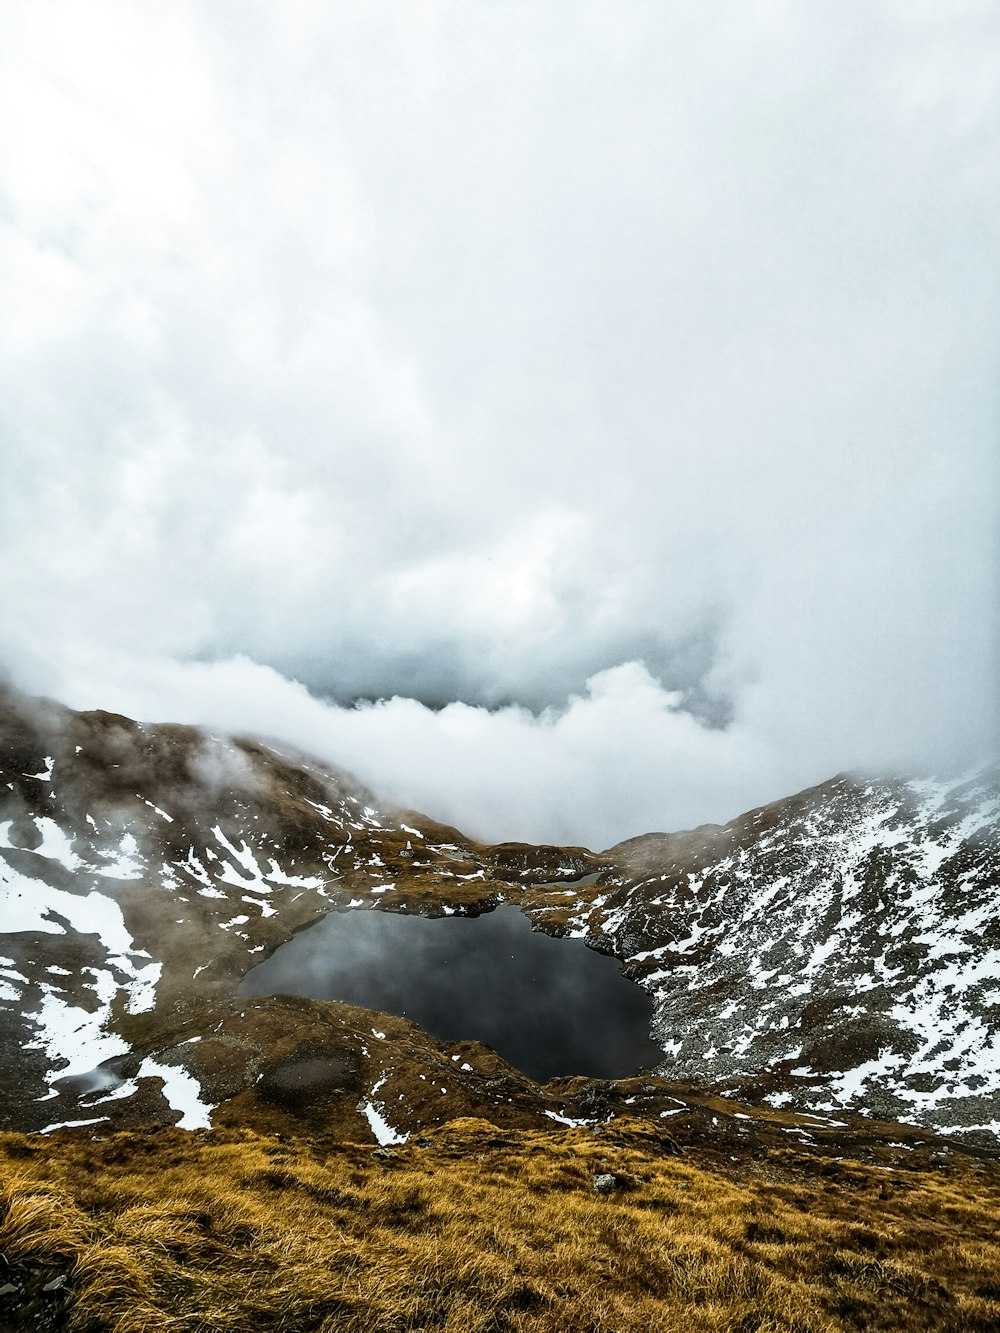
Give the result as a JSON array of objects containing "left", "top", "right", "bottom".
[
  {"left": 0, "top": 683, "right": 997, "bottom": 1146},
  {"left": 528, "top": 770, "right": 1000, "bottom": 1141}
]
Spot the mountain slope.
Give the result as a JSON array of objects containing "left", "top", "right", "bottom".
[
  {"left": 0, "top": 685, "right": 600, "bottom": 1138},
  {"left": 4, "top": 1117, "right": 1000, "bottom": 1333},
  {"left": 522, "top": 771, "right": 1000, "bottom": 1141},
  {"left": 0, "top": 684, "right": 997, "bottom": 1148}
]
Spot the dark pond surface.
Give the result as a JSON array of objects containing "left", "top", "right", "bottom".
[{"left": 241, "top": 903, "right": 664, "bottom": 1083}]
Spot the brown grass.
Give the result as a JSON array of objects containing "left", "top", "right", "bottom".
[{"left": 1, "top": 1118, "right": 999, "bottom": 1331}]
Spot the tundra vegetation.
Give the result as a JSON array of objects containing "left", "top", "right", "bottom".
[{"left": 1, "top": 1118, "right": 999, "bottom": 1332}]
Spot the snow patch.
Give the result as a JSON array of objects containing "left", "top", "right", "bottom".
[
  {"left": 361, "top": 1076, "right": 407, "bottom": 1144},
  {"left": 96, "top": 833, "right": 144, "bottom": 880},
  {"left": 138, "top": 1056, "right": 213, "bottom": 1129}
]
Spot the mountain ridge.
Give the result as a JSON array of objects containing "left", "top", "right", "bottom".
[{"left": 0, "top": 684, "right": 997, "bottom": 1150}]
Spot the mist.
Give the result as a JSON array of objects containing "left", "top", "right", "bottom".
[{"left": 1, "top": 2, "right": 997, "bottom": 846}]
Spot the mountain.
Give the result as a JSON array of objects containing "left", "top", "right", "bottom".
[
  {"left": 560, "top": 768, "right": 1000, "bottom": 1142},
  {"left": 0, "top": 683, "right": 997, "bottom": 1150}
]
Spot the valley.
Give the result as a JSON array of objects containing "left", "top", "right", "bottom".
[{"left": 1, "top": 683, "right": 998, "bottom": 1330}]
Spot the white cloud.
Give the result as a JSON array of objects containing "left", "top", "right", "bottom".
[{"left": 28, "top": 649, "right": 787, "bottom": 847}]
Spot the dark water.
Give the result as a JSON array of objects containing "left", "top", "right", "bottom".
[{"left": 241, "top": 904, "right": 664, "bottom": 1083}]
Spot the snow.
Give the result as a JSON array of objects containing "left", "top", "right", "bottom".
[
  {"left": 264, "top": 860, "right": 326, "bottom": 889},
  {"left": 303, "top": 799, "right": 337, "bottom": 821},
  {"left": 361, "top": 1076, "right": 407, "bottom": 1144},
  {"left": 0, "top": 863, "right": 134, "bottom": 953},
  {"left": 143, "top": 800, "right": 174, "bottom": 823},
  {"left": 2, "top": 755, "right": 995, "bottom": 1144},
  {"left": 543, "top": 1109, "right": 590, "bottom": 1127},
  {"left": 617, "top": 767, "right": 1000, "bottom": 1134},
  {"left": 937, "top": 1118, "right": 1000, "bottom": 1136},
  {"left": 213, "top": 827, "right": 271, "bottom": 887},
  {"left": 126, "top": 960, "right": 162, "bottom": 1014},
  {"left": 1, "top": 849, "right": 160, "bottom": 1092},
  {"left": 178, "top": 849, "right": 214, "bottom": 887},
  {"left": 84, "top": 1076, "right": 140, "bottom": 1107},
  {"left": 25, "top": 984, "right": 130, "bottom": 1079},
  {"left": 16, "top": 818, "right": 82, "bottom": 871},
  {"left": 138, "top": 1056, "right": 213, "bottom": 1129},
  {"left": 41, "top": 1116, "right": 108, "bottom": 1134},
  {"left": 363, "top": 1102, "right": 407, "bottom": 1143},
  {"left": 243, "top": 895, "right": 277, "bottom": 918},
  {"left": 96, "top": 833, "right": 144, "bottom": 879}
]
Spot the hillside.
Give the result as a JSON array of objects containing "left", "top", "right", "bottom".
[
  {"left": 3, "top": 1117, "right": 1000, "bottom": 1332},
  {"left": 0, "top": 685, "right": 997, "bottom": 1147},
  {"left": 2, "top": 685, "right": 1000, "bottom": 1331},
  {"left": 562, "top": 768, "right": 1000, "bottom": 1141}
]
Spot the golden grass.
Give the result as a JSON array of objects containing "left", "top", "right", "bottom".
[{"left": 1, "top": 1118, "right": 999, "bottom": 1331}]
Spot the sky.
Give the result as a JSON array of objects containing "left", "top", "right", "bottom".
[{"left": 0, "top": 0, "right": 997, "bottom": 848}]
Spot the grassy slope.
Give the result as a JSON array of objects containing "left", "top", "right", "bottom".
[{"left": 2, "top": 1119, "right": 999, "bottom": 1332}]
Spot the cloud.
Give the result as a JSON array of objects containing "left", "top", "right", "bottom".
[
  {"left": 0, "top": 1, "right": 996, "bottom": 844},
  {"left": 16, "top": 648, "right": 786, "bottom": 846}
]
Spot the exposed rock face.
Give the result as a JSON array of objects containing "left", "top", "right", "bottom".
[
  {"left": 0, "top": 684, "right": 602, "bottom": 1139},
  {"left": 0, "top": 683, "right": 997, "bottom": 1147},
  {"left": 533, "top": 770, "right": 1000, "bottom": 1140}
]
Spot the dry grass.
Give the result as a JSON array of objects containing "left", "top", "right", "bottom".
[{"left": 1, "top": 1118, "right": 999, "bottom": 1331}]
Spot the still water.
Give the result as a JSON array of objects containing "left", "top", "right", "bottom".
[{"left": 241, "top": 903, "right": 664, "bottom": 1083}]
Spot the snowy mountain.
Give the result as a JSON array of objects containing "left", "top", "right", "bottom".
[
  {"left": 0, "top": 684, "right": 997, "bottom": 1148},
  {"left": 531, "top": 770, "right": 1000, "bottom": 1142}
]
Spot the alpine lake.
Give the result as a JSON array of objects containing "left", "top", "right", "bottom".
[{"left": 240, "top": 900, "right": 664, "bottom": 1083}]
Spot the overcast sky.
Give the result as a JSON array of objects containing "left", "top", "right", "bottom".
[{"left": 1, "top": 1, "right": 997, "bottom": 847}]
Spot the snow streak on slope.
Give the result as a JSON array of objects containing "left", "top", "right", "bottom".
[
  {"left": 1, "top": 685, "right": 998, "bottom": 1145},
  {"left": 0, "top": 816, "right": 161, "bottom": 1096},
  {"left": 0, "top": 698, "right": 436, "bottom": 1129},
  {"left": 0, "top": 690, "right": 567, "bottom": 1134},
  {"left": 544, "top": 769, "right": 1000, "bottom": 1139}
]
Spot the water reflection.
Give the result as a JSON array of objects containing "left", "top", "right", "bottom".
[{"left": 241, "top": 903, "right": 664, "bottom": 1083}]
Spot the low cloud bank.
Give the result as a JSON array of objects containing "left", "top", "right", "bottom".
[{"left": 7, "top": 650, "right": 988, "bottom": 850}]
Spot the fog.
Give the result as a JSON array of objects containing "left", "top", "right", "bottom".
[{"left": 1, "top": 2, "right": 996, "bottom": 846}]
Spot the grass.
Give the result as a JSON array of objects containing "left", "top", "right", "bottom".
[{"left": 2, "top": 1118, "right": 999, "bottom": 1331}]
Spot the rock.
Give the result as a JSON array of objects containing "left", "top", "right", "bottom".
[{"left": 592, "top": 1173, "right": 618, "bottom": 1193}]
